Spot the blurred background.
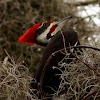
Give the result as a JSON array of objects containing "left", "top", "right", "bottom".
[{"left": 0, "top": 0, "right": 100, "bottom": 75}]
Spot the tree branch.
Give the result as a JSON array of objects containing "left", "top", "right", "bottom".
[
  {"left": 53, "top": 45, "right": 100, "bottom": 54},
  {"left": 66, "top": 0, "right": 99, "bottom": 6}
]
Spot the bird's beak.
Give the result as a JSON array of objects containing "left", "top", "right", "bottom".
[
  {"left": 50, "top": 16, "right": 72, "bottom": 36},
  {"left": 56, "top": 16, "right": 72, "bottom": 27}
]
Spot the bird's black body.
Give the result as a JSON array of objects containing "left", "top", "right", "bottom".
[
  {"left": 33, "top": 30, "right": 82, "bottom": 99},
  {"left": 18, "top": 16, "right": 82, "bottom": 99}
]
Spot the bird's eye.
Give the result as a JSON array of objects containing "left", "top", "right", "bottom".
[
  {"left": 43, "top": 22, "right": 50, "bottom": 27},
  {"left": 36, "top": 22, "right": 50, "bottom": 36},
  {"left": 37, "top": 22, "right": 50, "bottom": 30}
]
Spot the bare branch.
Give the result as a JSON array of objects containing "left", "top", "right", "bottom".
[
  {"left": 66, "top": 0, "right": 99, "bottom": 6},
  {"left": 53, "top": 45, "right": 100, "bottom": 55}
]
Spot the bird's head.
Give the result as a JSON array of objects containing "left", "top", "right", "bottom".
[{"left": 18, "top": 16, "right": 72, "bottom": 46}]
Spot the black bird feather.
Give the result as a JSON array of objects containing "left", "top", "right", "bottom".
[{"left": 32, "top": 30, "right": 82, "bottom": 99}]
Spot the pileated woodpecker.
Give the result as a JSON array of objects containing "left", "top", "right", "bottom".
[
  {"left": 18, "top": 16, "right": 82, "bottom": 99},
  {"left": 18, "top": 16, "right": 72, "bottom": 46},
  {"left": 35, "top": 31, "right": 81, "bottom": 97}
]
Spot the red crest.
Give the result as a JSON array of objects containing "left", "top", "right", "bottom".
[{"left": 18, "top": 22, "right": 42, "bottom": 45}]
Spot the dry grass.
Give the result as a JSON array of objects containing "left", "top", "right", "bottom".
[
  {"left": 0, "top": 47, "right": 100, "bottom": 100},
  {"left": 0, "top": 51, "right": 38, "bottom": 100},
  {"left": 53, "top": 46, "right": 100, "bottom": 100}
]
